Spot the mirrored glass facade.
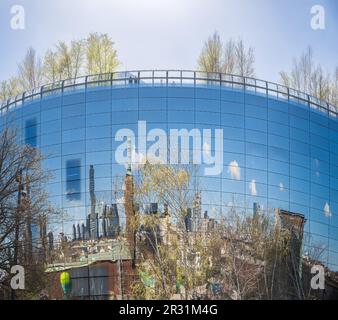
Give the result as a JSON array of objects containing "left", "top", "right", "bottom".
[{"left": 1, "top": 71, "right": 338, "bottom": 271}]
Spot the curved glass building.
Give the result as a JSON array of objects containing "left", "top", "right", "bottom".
[{"left": 1, "top": 70, "right": 338, "bottom": 271}]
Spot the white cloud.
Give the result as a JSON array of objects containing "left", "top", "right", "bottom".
[
  {"left": 279, "top": 182, "right": 284, "bottom": 192},
  {"left": 249, "top": 179, "right": 257, "bottom": 196},
  {"left": 324, "top": 202, "right": 332, "bottom": 217},
  {"left": 228, "top": 160, "right": 241, "bottom": 180}
]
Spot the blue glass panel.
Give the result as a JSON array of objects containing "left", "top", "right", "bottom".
[{"left": 66, "top": 159, "right": 81, "bottom": 201}]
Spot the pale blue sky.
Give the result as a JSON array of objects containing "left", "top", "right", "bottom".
[{"left": 0, "top": 0, "right": 337, "bottom": 83}]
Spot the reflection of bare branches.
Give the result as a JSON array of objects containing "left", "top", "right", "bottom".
[
  {"left": 135, "top": 161, "right": 198, "bottom": 222},
  {"left": 0, "top": 128, "right": 60, "bottom": 298}
]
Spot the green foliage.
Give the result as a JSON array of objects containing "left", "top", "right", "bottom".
[
  {"left": 0, "top": 77, "right": 21, "bottom": 102},
  {"left": 86, "top": 33, "right": 120, "bottom": 75}
]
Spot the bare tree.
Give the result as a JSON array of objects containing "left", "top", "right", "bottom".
[
  {"left": 311, "top": 65, "right": 331, "bottom": 101},
  {"left": 0, "top": 128, "right": 55, "bottom": 299},
  {"left": 204, "top": 208, "right": 271, "bottom": 300},
  {"left": 198, "top": 32, "right": 255, "bottom": 77},
  {"left": 330, "top": 67, "right": 338, "bottom": 106},
  {"left": 70, "top": 40, "right": 84, "bottom": 80},
  {"left": 234, "top": 39, "right": 255, "bottom": 77},
  {"left": 198, "top": 32, "right": 223, "bottom": 73},
  {"left": 204, "top": 205, "right": 315, "bottom": 300},
  {"left": 18, "top": 47, "right": 42, "bottom": 91},
  {"left": 281, "top": 47, "right": 314, "bottom": 93},
  {"left": 55, "top": 40, "right": 84, "bottom": 81},
  {"left": 280, "top": 46, "right": 336, "bottom": 103},
  {"left": 223, "top": 39, "right": 236, "bottom": 74}
]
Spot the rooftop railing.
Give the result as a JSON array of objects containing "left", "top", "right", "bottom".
[{"left": 1, "top": 70, "right": 337, "bottom": 118}]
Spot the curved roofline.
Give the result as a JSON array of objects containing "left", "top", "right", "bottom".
[{"left": 1, "top": 70, "right": 337, "bottom": 117}]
